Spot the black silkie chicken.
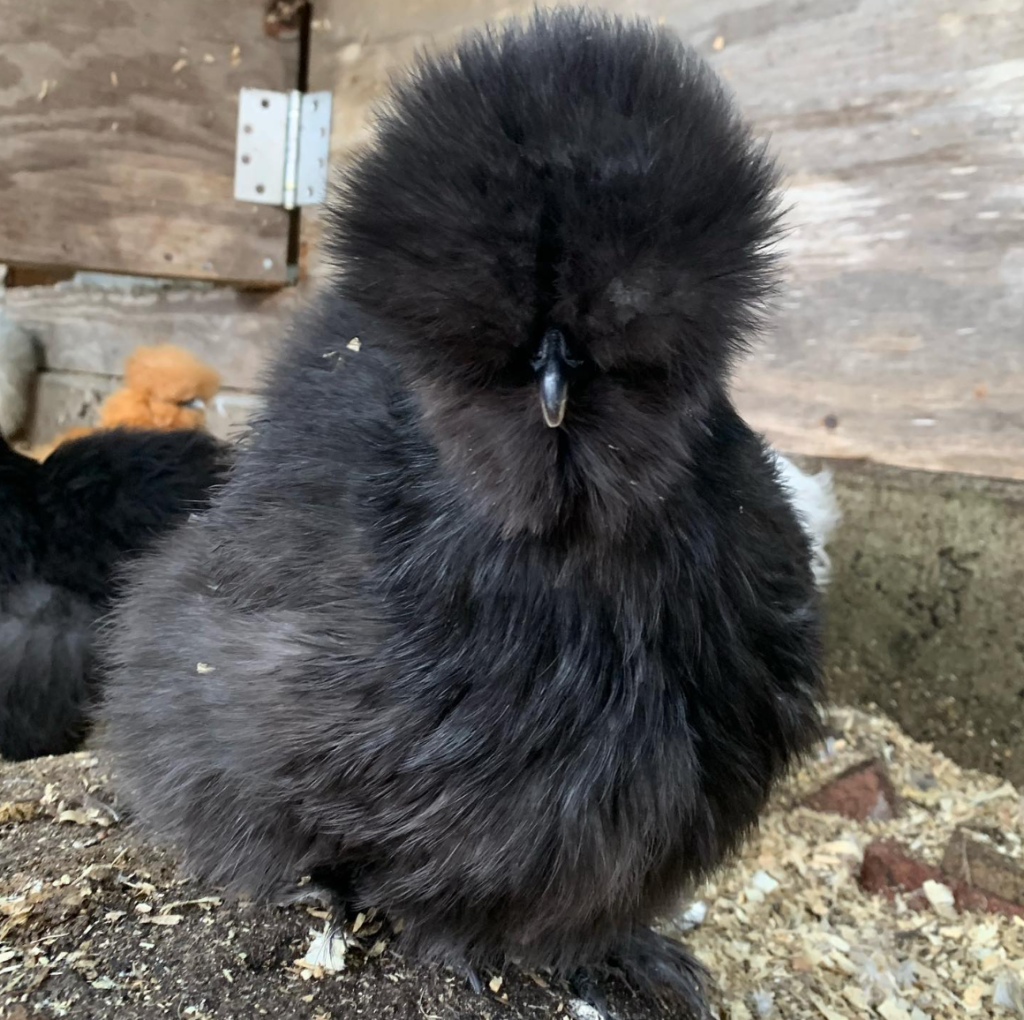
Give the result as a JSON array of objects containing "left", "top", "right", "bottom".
[
  {"left": 103, "top": 11, "right": 824, "bottom": 1016},
  {"left": 0, "top": 429, "right": 228, "bottom": 760}
]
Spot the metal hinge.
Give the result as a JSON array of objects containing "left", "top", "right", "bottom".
[{"left": 234, "top": 88, "right": 332, "bottom": 209}]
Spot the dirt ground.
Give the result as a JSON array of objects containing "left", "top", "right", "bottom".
[{"left": 1, "top": 707, "right": 1022, "bottom": 1020}]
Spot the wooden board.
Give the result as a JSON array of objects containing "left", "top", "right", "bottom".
[
  {"left": 672, "top": 0, "right": 1024, "bottom": 482},
  {"left": 0, "top": 0, "right": 302, "bottom": 284},
  {"left": 5, "top": 1, "right": 1022, "bottom": 480},
  {"left": 303, "top": 0, "right": 1024, "bottom": 481},
  {"left": 2, "top": 279, "right": 302, "bottom": 391}
]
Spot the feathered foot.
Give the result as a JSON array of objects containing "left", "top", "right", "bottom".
[
  {"left": 449, "top": 957, "right": 485, "bottom": 995},
  {"left": 306, "top": 863, "right": 365, "bottom": 926},
  {"left": 275, "top": 882, "right": 334, "bottom": 910},
  {"left": 607, "top": 927, "right": 713, "bottom": 1020},
  {"left": 568, "top": 967, "right": 613, "bottom": 1019}
]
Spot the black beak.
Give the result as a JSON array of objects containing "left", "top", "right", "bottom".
[{"left": 534, "top": 328, "right": 571, "bottom": 428}]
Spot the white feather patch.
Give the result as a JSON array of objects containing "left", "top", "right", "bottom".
[{"left": 771, "top": 451, "right": 841, "bottom": 588}]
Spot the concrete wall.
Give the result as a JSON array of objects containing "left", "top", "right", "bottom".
[{"left": 817, "top": 459, "right": 1024, "bottom": 785}]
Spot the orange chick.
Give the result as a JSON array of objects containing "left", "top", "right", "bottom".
[{"left": 98, "top": 345, "right": 222, "bottom": 431}]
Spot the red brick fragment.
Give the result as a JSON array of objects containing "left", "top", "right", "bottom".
[
  {"left": 953, "top": 885, "right": 1024, "bottom": 921},
  {"left": 804, "top": 758, "right": 899, "bottom": 821},
  {"left": 859, "top": 840, "right": 1024, "bottom": 921},
  {"left": 859, "top": 840, "right": 941, "bottom": 897}
]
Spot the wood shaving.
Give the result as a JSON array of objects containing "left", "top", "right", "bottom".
[
  {"left": 160, "top": 897, "right": 222, "bottom": 913},
  {"left": 0, "top": 711, "right": 1021, "bottom": 1018},
  {"left": 0, "top": 802, "right": 38, "bottom": 824},
  {"left": 56, "top": 809, "right": 93, "bottom": 826},
  {"left": 680, "top": 708, "right": 1024, "bottom": 1020}
]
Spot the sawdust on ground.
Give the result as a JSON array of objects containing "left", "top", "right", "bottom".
[{"left": 1, "top": 707, "right": 1022, "bottom": 1020}]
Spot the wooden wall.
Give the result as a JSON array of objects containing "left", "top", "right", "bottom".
[
  {"left": 0, "top": 0, "right": 302, "bottom": 285},
  {"left": 1, "top": 0, "right": 1022, "bottom": 481},
  {"left": 305, "top": 0, "right": 1024, "bottom": 480}
]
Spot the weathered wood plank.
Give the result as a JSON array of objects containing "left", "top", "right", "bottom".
[
  {"left": 305, "top": 0, "right": 1024, "bottom": 481},
  {"left": 9, "top": 1, "right": 1023, "bottom": 479},
  {"left": 1, "top": 280, "right": 301, "bottom": 391},
  {"left": 0, "top": 0, "right": 302, "bottom": 284},
  {"left": 664, "top": 0, "right": 1024, "bottom": 482}
]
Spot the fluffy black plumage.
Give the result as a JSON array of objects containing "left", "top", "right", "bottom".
[
  {"left": 0, "top": 429, "right": 228, "bottom": 760},
  {"left": 103, "top": 10, "right": 823, "bottom": 1015}
]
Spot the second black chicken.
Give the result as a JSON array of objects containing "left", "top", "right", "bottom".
[{"left": 0, "top": 429, "right": 228, "bottom": 760}]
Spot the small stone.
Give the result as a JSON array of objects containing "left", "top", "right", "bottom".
[
  {"left": 675, "top": 900, "right": 708, "bottom": 930},
  {"left": 953, "top": 884, "right": 1024, "bottom": 921},
  {"left": 922, "top": 879, "right": 957, "bottom": 920},
  {"left": 750, "top": 870, "right": 780, "bottom": 895},
  {"left": 0, "top": 802, "right": 39, "bottom": 824}
]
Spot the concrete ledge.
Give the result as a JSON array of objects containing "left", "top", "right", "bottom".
[{"left": 805, "top": 457, "right": 1024, "bottom": 786}]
